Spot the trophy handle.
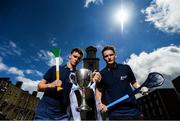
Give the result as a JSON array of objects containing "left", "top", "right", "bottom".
[{"left": 69, "top": 72, "right": 76, "bottom": 84}]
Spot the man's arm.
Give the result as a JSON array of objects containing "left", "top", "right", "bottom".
[
  {"left": 37, "top": 79, "right": 62, "bottom": 92},
  {"left": 96, "top": 88, "right": 107, "bottom": 112},
  {"left": 96, "top": 88, "right": 102, "bottom": 104},
  {"left": 127, "top": 65, "right": 140, "bottom": 89}
]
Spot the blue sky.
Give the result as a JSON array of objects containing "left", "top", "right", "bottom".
[{"left": 0, "top": 0, "right": 180, "bottom": 97}]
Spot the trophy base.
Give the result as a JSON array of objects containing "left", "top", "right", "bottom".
[{"left": 76, "top": 104, "right": 92, "bottom": 112}]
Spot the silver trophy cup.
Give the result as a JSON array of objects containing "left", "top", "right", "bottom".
[{"left": 69, "top": 68, "right": 92, "bottom": 111}]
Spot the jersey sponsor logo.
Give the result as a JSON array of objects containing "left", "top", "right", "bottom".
[{"left": 120, "top": 75, "right": 127, "bottom": 80}]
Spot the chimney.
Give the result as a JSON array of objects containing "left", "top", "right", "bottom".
[
  {"left": 85, "top": 46, "right": 97, "bottom": 58},
  {"left": 16, "top": 81, "right": 23, "bottom": 88},
  {"left": 83, "top": 46, "right": 99, "bottom": 71}
]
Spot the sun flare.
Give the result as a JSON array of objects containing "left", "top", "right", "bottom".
[{"left": 113, "top": 8, "right": 129, "bottom": 32}]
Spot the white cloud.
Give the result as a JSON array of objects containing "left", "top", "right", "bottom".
[
  {"left": 84, "top": 0, "right": 103, "bottom": 8},
  {"left": 49, "top": 37, "right": 58, "bottom": 47},
  {"left": 0, "top": 58, "right": 25, "bottom": 76},
  {"left": 94, "top": 40, "right": 105, "bottom": 51},
  {"left": 16, "top": 76, "right": 43, "bottom": 98},
  {"left": 0, "top": 40, "right": 22, "bottom": 57},
  {"left": 142, "top": 0, "right": 180, "bottom": 34},
  {"left": 9, "top": 41, "right": 17, "bottom": 48},
  {"left": 0, "top": 63, "right": 8, "bottom": 71},
  {"left": 37, "top": 49, "right": 63, "bottom": 67},
  {"left": 0, "top": 57, "right": 43, "bottom": 78},
  {"left": 25, "top": 69, "right": 43, "bottom": 77},
  {"left": 34, "top": 70, "right": 43, "bottom": 77},
  {"left": 124, "top": 45, "right": 180, "bottom": 87},
  {"left": 25, "top": 69, "right": 34, "bottom": 74},
  {"left": 0, "top": 57, "right": 8, "bottom": 71},
  {"left": 8, "top": 67, "right": 24, "bottom": 76}
]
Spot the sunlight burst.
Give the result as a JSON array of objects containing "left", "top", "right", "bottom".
[{"left": 113, "top": 8, "right": 129, "bottom": 32}]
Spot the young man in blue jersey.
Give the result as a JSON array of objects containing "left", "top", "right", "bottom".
[
  {"left": 34, "top": 48, "right": 84, "bottom": 120},
  {"left": 96, "top": 46, "right": 142, "bottom": 120}
]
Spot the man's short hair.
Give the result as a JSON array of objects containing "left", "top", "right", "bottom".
[
  {"left": 101, "top": 46, "right": 116, "bottom": 56},
  {"left": 71, "top": 48, "right": 83, "bottom": 57}
]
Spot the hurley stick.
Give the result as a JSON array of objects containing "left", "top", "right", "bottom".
[{"left": 51, "top": 48, "right": 63, "bottom": 91}]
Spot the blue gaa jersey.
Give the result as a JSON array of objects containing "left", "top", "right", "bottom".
[
  {"left": 97, "top": 63, "right": 140, "bottom": 117},
  {"left": 35, "top": 65, "right": 73, "bottom": 120}
]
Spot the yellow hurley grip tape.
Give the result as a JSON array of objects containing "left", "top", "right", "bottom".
[
  {"left": 56, "top": 71, "right": 60, "bottom": 80},
  {"left": 56, "top": 71, "right": 63, "bottom": 91}
]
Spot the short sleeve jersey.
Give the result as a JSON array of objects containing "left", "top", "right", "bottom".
[
  {"left": 43, "top": 65, "right": 73, "bottom": 111},
  {"left": 97, "top": 63, "right": 140, "bottom": 116}
]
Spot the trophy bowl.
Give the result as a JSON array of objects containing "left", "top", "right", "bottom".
[
  {"left": 69, "top": 68, "right": 93, "bottom": 111},
  {"left": 75, "top": 68, "right": 92, "bottom": 88}
]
